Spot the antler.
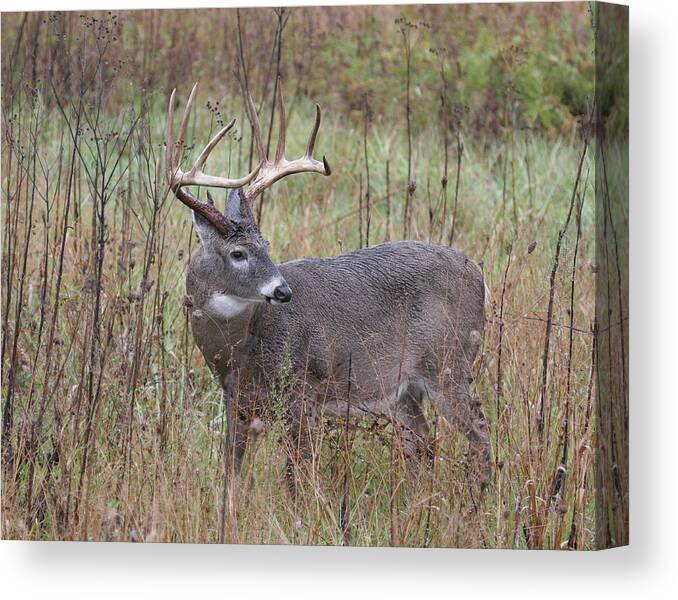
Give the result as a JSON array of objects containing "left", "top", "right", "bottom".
[
  {"left": 166, "top": 82, "right": 261, "bottom": 235},
  {"left": 242, "top": 76, "right": 331, "bottom": 202},
  {"left": 166, "top": 79, "right": 330, "bottom": 234},
  {"left": 167, "top": 82, "right": 261, "bottom": 190}
]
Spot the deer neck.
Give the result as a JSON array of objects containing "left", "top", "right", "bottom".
[{"left": 190, "top": 297, "right": 265, "bottom": 375}]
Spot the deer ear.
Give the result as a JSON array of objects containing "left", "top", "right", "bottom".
[
  {"left": 224, "top": 188, "right": 244, "bottom": 221},
  {"left": 192, "top": 210, "right": 220, "bottom": 246}
]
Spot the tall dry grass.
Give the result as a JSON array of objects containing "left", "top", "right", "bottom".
[{"left": 1, "top": 6, "right": 610, "bottom": 548}]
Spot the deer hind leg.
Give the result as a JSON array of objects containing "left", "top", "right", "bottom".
[
  {"left": 427, "top": 361, "right": 491, "bottom": 490},
  {"left": 393, "top": 382, "right": 433, "bottom": 484},
  {"left": 227, "top": 416, "right": 249, "bottom": 473},
  {"left": 221, "top": 405, "right": 249, "bottom": 542}
]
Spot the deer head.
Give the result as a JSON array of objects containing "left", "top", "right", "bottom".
[{"left": 166, "top": 78, "right": 330, "bottom": 310}]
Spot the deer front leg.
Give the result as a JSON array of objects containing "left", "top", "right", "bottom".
[
  {"left": 220, "top": 392, "right": 248, "bottom": 543},
  {"left": 225, "top": 409, "right": 248, "bottom": 478}
]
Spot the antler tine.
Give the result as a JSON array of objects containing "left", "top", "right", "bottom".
[
  {"left": 166, "top": 88, "right": 177, "bottom": 183},
  {"left": 305, "top": 104, "right": 321, "bottom": 158},
  {"left": 174, "top": 82, "right": 199, "bottom": 166},
  {"left": 305, "top": 104, "right": 331, "bottom": 175},
  {"left": 193, "top": 118, "right": 236, "bottom": 173},
  {"left": 245, "top": 91, "right": 267, "bottom": 164},
  {"left": 274, "top": 78, "right": 286, "bottom": 163}
]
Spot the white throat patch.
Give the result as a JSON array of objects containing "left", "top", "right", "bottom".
[{"left": 208, "top": 293, "right": 255, "bottom": 319}]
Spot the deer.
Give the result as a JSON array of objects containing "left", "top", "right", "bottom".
[{"left": 165, "top": 79, "right": 491, "bottom": 527}]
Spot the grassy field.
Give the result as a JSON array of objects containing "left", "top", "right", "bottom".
[{"left": 1, "top": 5, "right": 604, "bottom": 548}]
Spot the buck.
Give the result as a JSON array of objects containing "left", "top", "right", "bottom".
[{"left": 166, "top": 80, "right": 491, "bottom": 510}]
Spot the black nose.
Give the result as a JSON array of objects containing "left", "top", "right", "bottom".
[{"left": 273, "top": 283, "right": 292, "bottom": 303}]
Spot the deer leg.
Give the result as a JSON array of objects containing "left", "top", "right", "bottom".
[
  {"left": 393, "top": 383, "right": 433, "bottom": 485},
  {"left": 454, "top": 385, "right": 491, "bottom": 491},
  {"left": 221, "top": 396, "right": 248, "bottom": 542},
  {"left": 226, "top": 418, "right": 249, "bottom": 474},
  {"left": 429, "top": 364, "right": 492, "bottom": 490}
]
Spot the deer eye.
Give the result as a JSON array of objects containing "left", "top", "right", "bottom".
[{"left": 230, "top": 250, "right": 246, "bottom": 261}]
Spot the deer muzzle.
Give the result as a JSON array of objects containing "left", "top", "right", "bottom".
[
  {"left": 270, "top": 281, "right": 292, "bottom": 304},
  {"left": 260, "top": 277, "right": 292, "bottom": 305}
]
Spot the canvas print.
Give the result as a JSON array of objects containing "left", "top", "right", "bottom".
[{"left": 0, "top": 2, "right": 628, "bottom": 548}]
